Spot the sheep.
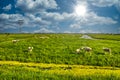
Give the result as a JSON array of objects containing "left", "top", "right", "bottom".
[
  {"left": 39, "top": 36, "right": 49, "bottom": 39},
  {"left": 12, "top": 40, "right": 20, "bottom": 43},
  {"left": 75, "top": 46, "right": 92, "bottom": 54},
  {"left": 75, "top": 48, "right": 81, "bottom": 54},
  {"left": 81, "top": 47, "right": 92, "bottom": 52},
  {"left": 81, "top": 46, "right": 92, "bottom": 55},
  {"left": 28, "top": 47, "right": 33, "bottom": 52},
  {"left": 103, "top": 48, "right": 111, "bottom": 54}
]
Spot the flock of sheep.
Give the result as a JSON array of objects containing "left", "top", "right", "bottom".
[
  {"left": 76, "top": 46, "right": 111, "bottom": 55},
  {"left": 12, "top": 36, "right": 51, "bottom": 52},
  {"left": 12, "top": 39, "right": 33, "bottom": 52},
  {"left": 12, "top": 39, "right": 111, "bottom": 55}
]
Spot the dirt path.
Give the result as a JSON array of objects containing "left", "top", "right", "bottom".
[{"left": 81, "top": 35, "right": 93, "bottom": 39}]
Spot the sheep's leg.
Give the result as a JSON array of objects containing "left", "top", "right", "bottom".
[
  {"left": 109, "top": 51, "right": 112, "bottom": 55},
  {"left": 89, "top": 52, "right": 92, "bottom": 56}
]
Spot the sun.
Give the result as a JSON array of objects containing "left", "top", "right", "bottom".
[{"left": 75, "top": 5, "right": 87, "bottom": 17}]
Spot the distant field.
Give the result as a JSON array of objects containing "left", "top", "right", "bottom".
[
  {"left": 0, "top": 33, "right": 120, "bottom": 79},
  {"left": 88, "top": 34, "right": 120, "bottom": 41}
]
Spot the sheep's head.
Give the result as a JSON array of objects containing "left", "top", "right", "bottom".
[
  {"left": 76, "top": 49, "right": 80, "bottom": 52},
  {"left": 28, "top": 47, "right": 33, "bottom": 50}
]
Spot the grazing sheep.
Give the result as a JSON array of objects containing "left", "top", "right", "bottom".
[
  {"left": 75, "top": 46, "right": 92, "bottom": 54},
  {"left": 75, "top": 48, "right": 81, "bottom": 54},
  {"left": 103, "top": 48, "right": 111, "bottom": 54},
  {"left": 12, "top": 40, "right": 19, "bottom": 43},
  {"left": 40, "top": 36, "right": 49, "bottom": 39},
  {"left": 28, "top": 47, "right": 33, "bottom": 52},
  {"left": 81, "top": 47, "right": 92, "bottom": 52}
]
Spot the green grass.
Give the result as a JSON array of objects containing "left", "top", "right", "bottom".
[
  {"left": 0, "top": 33, "right": 120, "bottom": 79},
  {"left": 0, "top": 33, "right": 120, "bottom": 67},
  {"left": 88, "top": 34, "right": 120, "bottom": 41},
  {"left": 0, "top": 61, "right": 120, "bottom": 80}
]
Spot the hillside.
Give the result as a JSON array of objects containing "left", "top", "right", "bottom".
[{"left": 0, "top": 33, "right": 120, "bottom": 79}]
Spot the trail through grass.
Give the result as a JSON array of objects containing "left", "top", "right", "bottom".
[{"left": 0, "top": 61, "right": 120, "bottom": 80}]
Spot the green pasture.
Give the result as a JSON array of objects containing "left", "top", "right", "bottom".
[{"left": 0, "top": 33, "right": 120, "bottom": 80}]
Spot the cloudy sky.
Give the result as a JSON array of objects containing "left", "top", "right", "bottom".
[{"left": 0, "top": 0, "right": 120, "bottom": 33}]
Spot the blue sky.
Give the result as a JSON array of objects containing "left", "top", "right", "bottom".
[{"left": 0, "top": 0, "right": 120, "bottom": 33}]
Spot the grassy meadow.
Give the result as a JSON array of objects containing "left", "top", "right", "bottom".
[{"left": 0, "top": 33, "right": 120, "bottom": 80}]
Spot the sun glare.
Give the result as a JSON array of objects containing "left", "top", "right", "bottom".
[{"left": 75, "top": 5, "right": 87, "bottom": 17}]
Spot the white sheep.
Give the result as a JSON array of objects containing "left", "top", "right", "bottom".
[
  {"left": 28, "top": 47, "right": 33, "bottom": 52},
  {"left": 81, "top": 46, "right": 92, "bottom": 52},
  {"left": 12, "top": 40, "right": 19, "bottom": 43},
  {"left": 75, "top": 48, "right": 81, "bottom": 54},
  {"left": 40, "top": 36, "right": 49, "bottom": 39},
  {"left": 103, "top": 48, "right": 111, "bottom": 54}
]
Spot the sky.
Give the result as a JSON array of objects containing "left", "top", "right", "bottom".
[{"left": 0, "top": 0, "right": 120, "bottom": 33}]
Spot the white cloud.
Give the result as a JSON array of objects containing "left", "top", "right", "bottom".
[
  {"left": 63, "top": 31, "right": 74, "bottom": 33},
  {"left": 116, "top": 1, "right": 120, "bottom": 13},
  {"left": 76, "top": 0, "right": 120, "bottom": 12},
  {"left": 70, "top": 12, "right": 117, "bottom": 29},
  {"left": 2, "top": 4, "right": 12, "bottom": 11},
  {"left": 79, "top": 29, "right": 101, "bottom": 33},
  {"left": 0, "top": 10, "right": 117, "bottom": 33},
  {"left": 0, "top": 13, "right": 25, "bottom": 30},
  {"left": 40, "top": 12, "right": 64, "bottom": 21},
  {"left": 0, "top": 13, "right": 51, "bottom": 30},
  {"left": 40, "top": 12, "right": 75, "bottom": 22},
  {"left": 88, "top": 0, "right": 120, "bottom": 13},
  {"left": 75, "top": 0, "right": 118, "bottom": 7},
  {"left": 0, "top": 14, "right": 9, "bottom": 20},
  {"left": 70, "top": 23, "right": 81, "bottom": 29},
  {"left": 89, "top": 0, "right": 118, "bottom": 7},
  {"left": 0, "top": 0, "right": 119, "bottom": 33},
  {"left": 16, "top": 0, "right": 58, "bottom": 13},
  {"left": 85, "top": 12, "right": 117, "bottom": 25},
  {"left": 34, "top": 28, "right": 55, "bottom": 33},
  {"left": 64, "top": 29, "right": 101, "bottom": 33},
  {"left": 25, "top": 13, "right": 51, "bottom": 26}
]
